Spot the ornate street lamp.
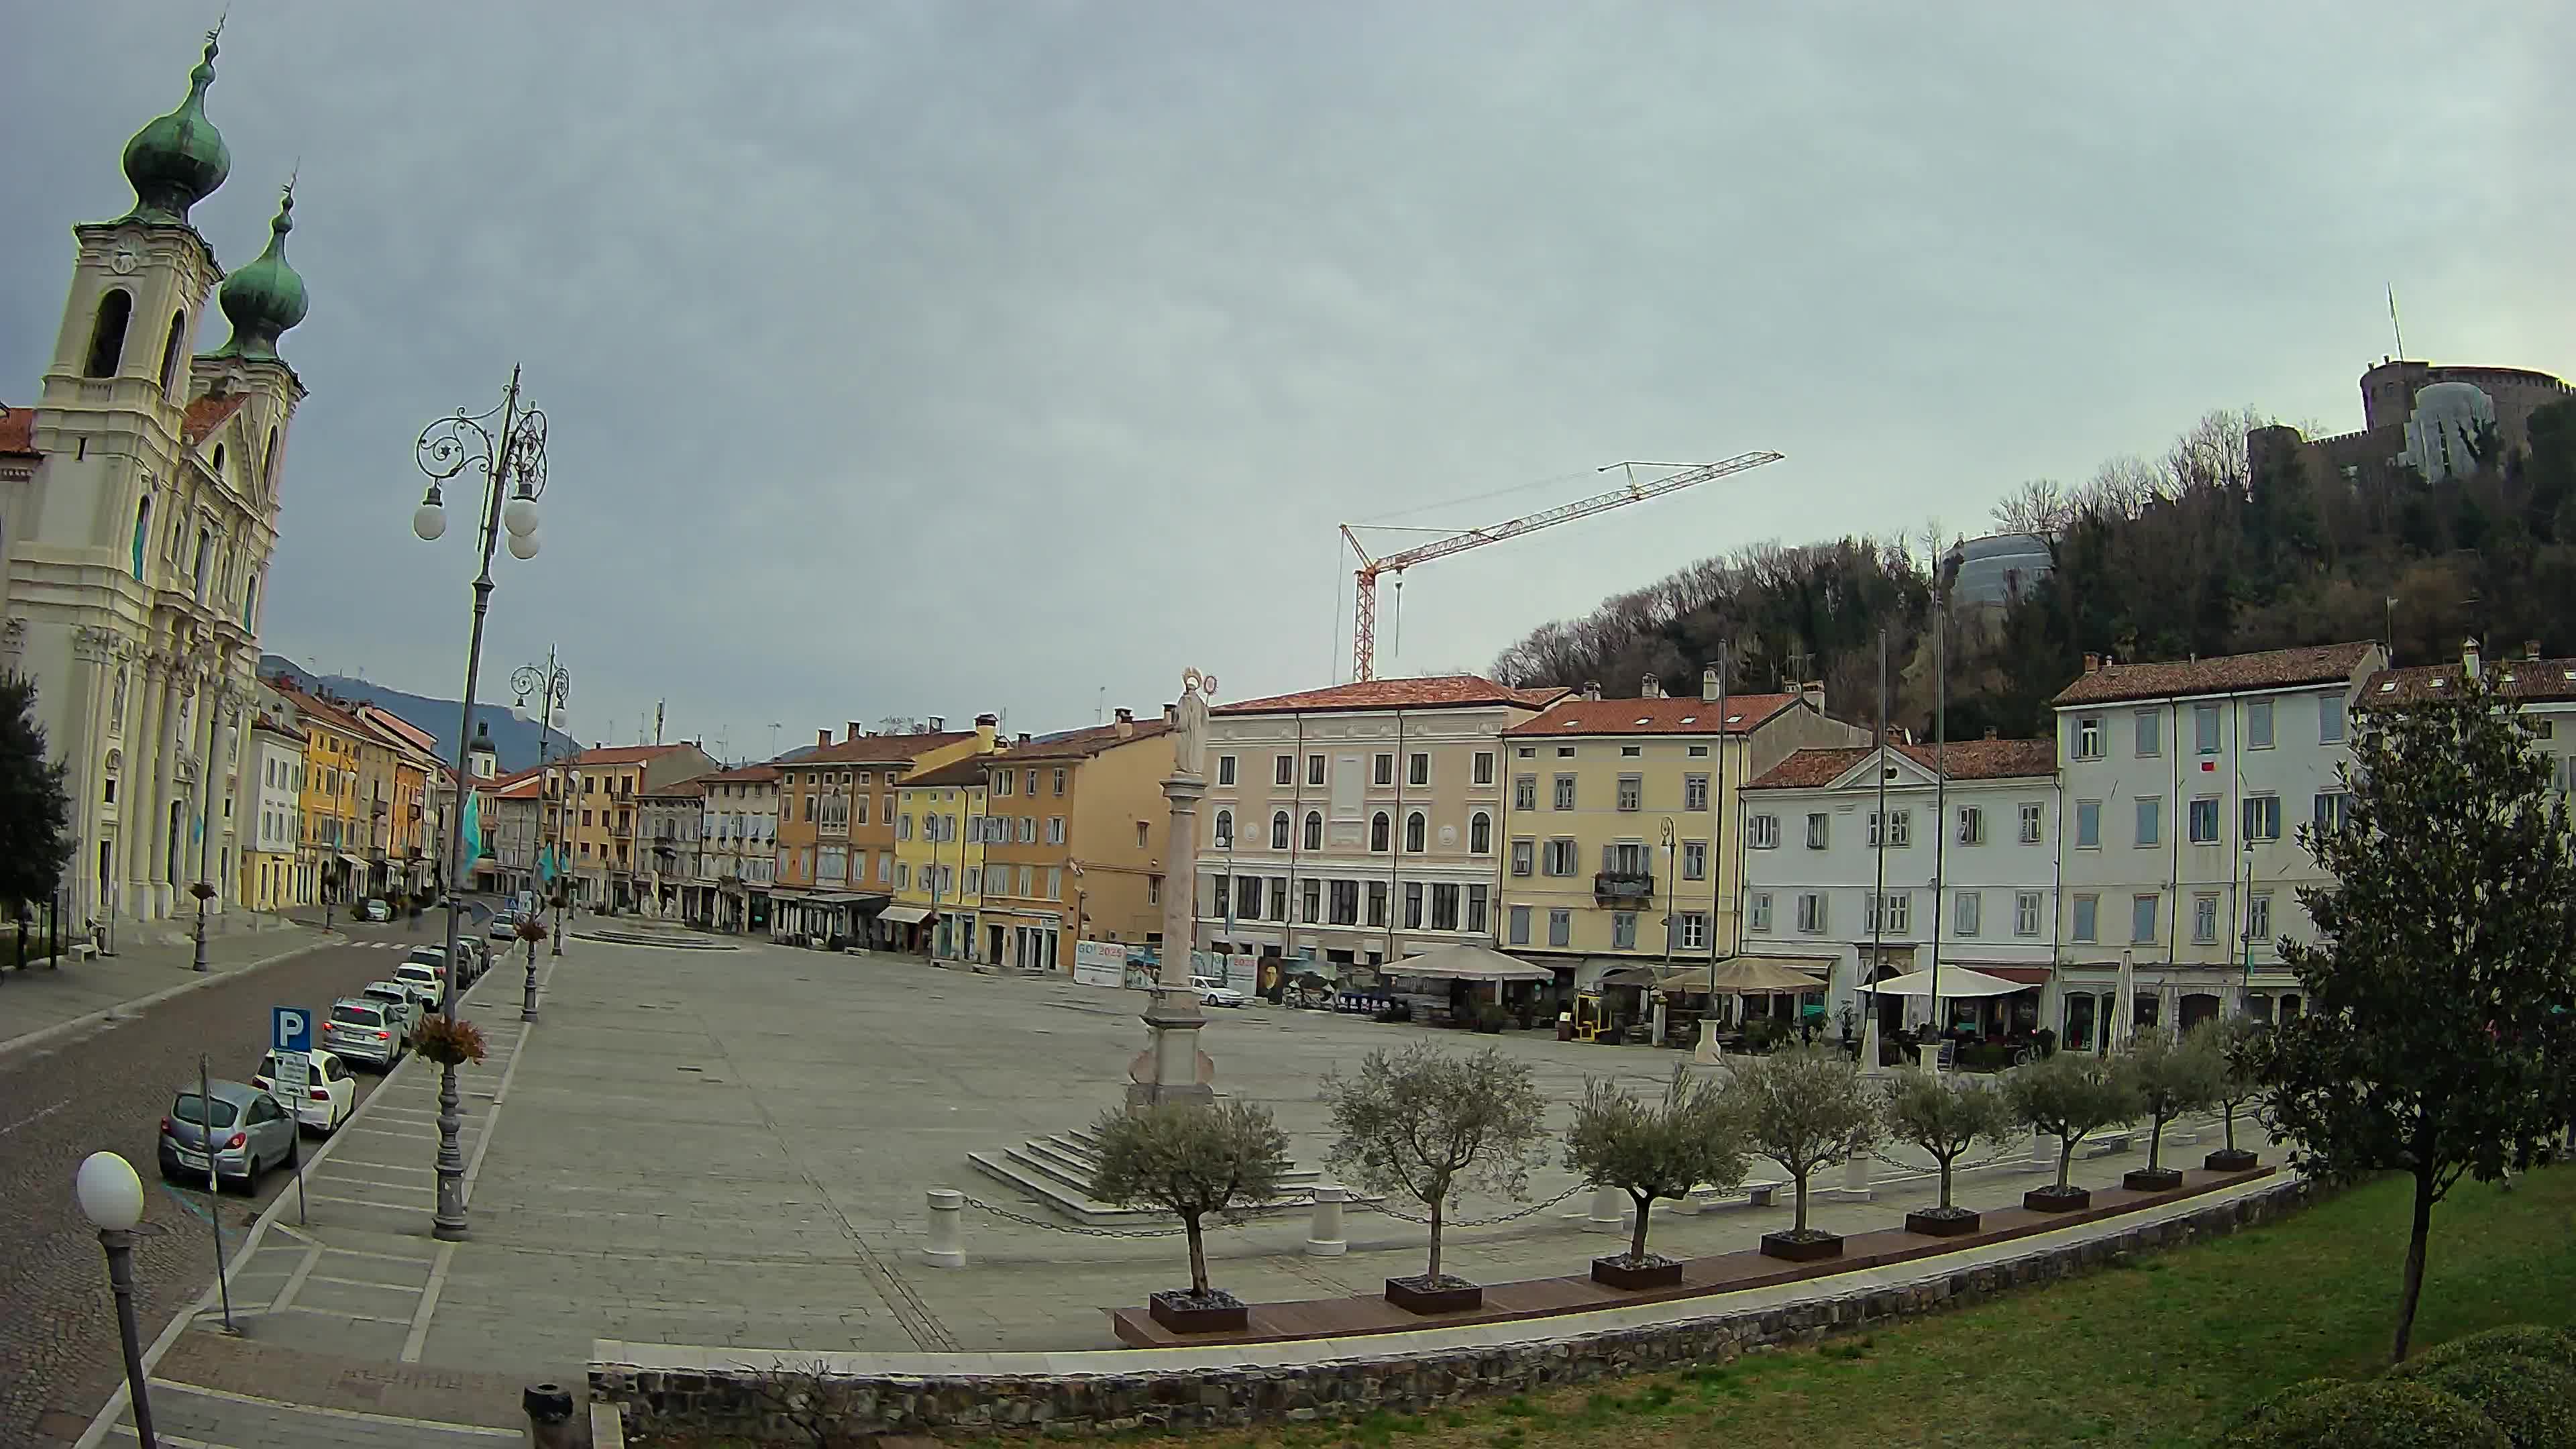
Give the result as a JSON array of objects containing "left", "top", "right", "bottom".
[
  {"left": 75, "top": 1151, "right": 158, "bottom": 1448},
  {"left": 411, "top": 366, "right": 548, "bottom": 1242},
  {"left": 512, "top": 650, "right": 572, "bottom": 1015}
]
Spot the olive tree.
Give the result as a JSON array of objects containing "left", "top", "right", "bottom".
[
  {"left": 1724, "top": 1045, "right": 1880, "bottom": 1238},
  {"left": 2119, "top": 1026, "right": 2226, "bottom": 1175},
  {"left": 2204, "top": 1018, "right": 2268, "bottom": 1163},
  {"left": 1878, "top": 1067, "right": 2015, "bottom": 1215},
  {"left": 1562, "top": 1065, "right": 1746, "bottom": 1265},
  {"left": 1089, "top": 1102, "right": 1288, "bottom": 1303},
  {"left": 1324, "top": 1044, "right": 1549, "bottom": 1285},
  {"left": 2259, "top": 672, "right": 2576, "bottom": 1362},
  {"left": 2006, "top": 1050, "right": 2140, "bottom": 1193}
]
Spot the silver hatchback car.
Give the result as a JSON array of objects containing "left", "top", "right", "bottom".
[
  {"left": 323, "top": 996, "right": 407, "bottom": 1070},
  {"left": 158, "top": 1079, "right": 297, "bottom": 1191}
]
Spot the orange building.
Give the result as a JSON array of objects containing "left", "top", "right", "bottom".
[
  {"left": 769, "top": 717, "right": 995, "bottom": 945},
  {"left": 976, "top": 708, "right": 1175, "bottom": 973}
]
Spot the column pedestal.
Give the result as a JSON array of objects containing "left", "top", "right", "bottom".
[{"left": 1127, "top": 769, "right": 1214, "bottom": 1110}]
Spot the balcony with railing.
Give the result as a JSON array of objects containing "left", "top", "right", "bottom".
[{"left": 1593, "top": 871, "right": 1654, "bottom": 904}]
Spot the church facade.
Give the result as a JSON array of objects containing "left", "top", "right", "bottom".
[{"left": 0, "top": 28, "right": 311, "bottom": 936}]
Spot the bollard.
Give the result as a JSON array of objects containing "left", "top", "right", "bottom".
[
  {"left": 922, "top": 1187, "right": 967, "bottom": 1269},
  {"left": 1833, "top": 1149, "right": 1874, "bottom": 1201},
  {"left": 1305, "top": 1185, "right": 1348, "bottom": 1256},
  {"left": 2024, "top": 1125, "right": 2052, "bottom": 1174},
  {"left": 522, "top": 1382, "right": 574, "bottom": 1449},
  {"left": 1583, "top": 1184, "right": 1626, "bottom": 1232}
]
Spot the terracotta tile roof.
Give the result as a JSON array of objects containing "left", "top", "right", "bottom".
[
  {"left": 1505, "top": 693, "right": 1802, "bottom": 737},
  {"left": 994, "top": 718, "right": 1173, "bottom": 761},
  {"left": 1216, "top": 675, "right": 1566, "bottom": 716},
  {"left": 569, "top": 743, "right": 694, "bottom": 767},
  {"left": 788, "top": 731, "right": 977, "bottom": 765},
  {"left": 272, "top": 684, "right": 366, "bottom": 736},
  {"left": 2050, "top": 642, "right": 2379, "bottom": 707},
  {"left": 2365, "top": 657, "right": 2576, "bottom": 705},
  {"left": 0, "top": 405, "right": 35, "bottom": 456},
  {"left": 490, "top": 772, "right": 545, "bottom": 800},
  {"left": 182, "top": 393, "right": 251, "bottom": 447},
  {"left": 697, "top": 763, "right": 782, "bottom": 784},
  {"left": 639, "top": 778, "right": 708, "bottom": 798},
  {"left": 250, "top": 712, "right": 306, "bottom": 742},
  {"left": 900, "top": 757, "right": 992, "bottom": 790},
  {"left": 1748, "top": 737, "right": 2057, "bottom": 790}
]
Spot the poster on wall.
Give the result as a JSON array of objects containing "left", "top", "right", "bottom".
[
  {"left": 1224, "top": 953, "right": 1258, "bottom": 995},
  {"left": 1072, "top": 940, "right": 1128, "bottom": 989}
]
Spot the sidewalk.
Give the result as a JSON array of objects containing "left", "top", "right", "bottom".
[{"left": 0, "top": 912, "right": 331, "bottom": 1057}]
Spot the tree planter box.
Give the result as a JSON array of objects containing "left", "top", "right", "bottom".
[
  {"left": 2023, "top": 1185, "right": 2092, "bottom": 1213},
  {"left": 1383, "top": 1275, "right": 1483, "bottom": 1314},
  {"left": 2204, "top": 1148, "right": 2260, "bottom": 1173},
  {"left": 1758, "top": 1230, "right": 1843, "bottom": 1263},
  {"left": 1590, "top": 1254, "right": 1684, "bottom": 1290},
  {"left": 1147, "top": 1289, "right": 1248, "bottom": 1336},
  {"left": 1904, "top": 1207, "right": 1982, "bottom": 1237},
  {"left": 2122, "top": 1167, "right": 2184, "bottom": 1192}
]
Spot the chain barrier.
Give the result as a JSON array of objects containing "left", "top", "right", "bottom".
[{"left": 1348, "top": 1183, "right": 1587, "bottom": 1228}]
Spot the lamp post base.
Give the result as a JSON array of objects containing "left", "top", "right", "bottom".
[
  {"left": 99, "top": 1228, "right": 158, "bottom": 1448},
  {"left": 521, "top": 959, "right": 539, "bottom": 1022},
  {"left": 432, "top": 1061, "right": 470, "bottom": 1240}
]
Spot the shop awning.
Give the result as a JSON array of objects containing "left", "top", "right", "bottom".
[
  {"left": 1383, "top": 943, "right": 1555, "bottom": 983},
  {"left": 337, "top": 853, "right": 368, "bottom": 871},
  {"left": 806, "top": 892, "right": 887, "bottom": 907},
  {"left": 1859, "top": 966, "right": 2027, "bottom": 998},
  {"left": 1956, "top": 964, "right": 2052, "bottom": 985},
  {"left": 878, "top": 904, "right": 934, "bottom": 925},
  {"left": 1702, "top": 956, "right": 1833, "bottom": 994}
]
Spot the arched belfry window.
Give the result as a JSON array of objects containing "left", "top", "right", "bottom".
[
  {"left": 86, "top": 290, "right": 133, "bottom": 378},
  {"left": 130, "top": 495, "right": 152, "bottom": 580},
  {"left": 158, "top": 311, "right": 186, "bottom": 392}
]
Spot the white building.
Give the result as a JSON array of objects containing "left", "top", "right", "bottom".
[
  {"left": 239, "top": 715, "right": 305, "bottom": 911},
  {"left": 2365, "top": 639, "right": 2576, "bottom": 792},
  {"left": 694, "top": 763, "right": 779, "bottom": 933},
  {"left": 2, "top": 33, "right": 308, "bottom": 933},
  {"left": 2049, "top": 641, "right": 2385, "bottom": 1044},
  {"left": 1741, "top": 737, "right": 2060, "bottom": 1040}
]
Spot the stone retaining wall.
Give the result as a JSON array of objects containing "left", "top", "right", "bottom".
[{"left": 595, "top": 1179, "right": 2314, "bottom": 1443}]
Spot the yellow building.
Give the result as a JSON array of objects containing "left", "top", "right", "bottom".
[
  {"left": 771, "top": 716, "right": 996, "bottom": 945},
  {"left": 979, "top": 710, "right": 1174, "bottom": 973},
  {"left": 1497, "top": 674, "right": 1864, "bottom": 989},
  {"left": 890, "top": 755, "right": 989, "bottom": 960},
  {"left": 274, "top": 684, "right": 368, "bottom": 903},
  {"left": 356, "top": 704, "right": 443, "bottom": 896}
]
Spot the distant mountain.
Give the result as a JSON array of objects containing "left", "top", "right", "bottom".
[{"left": 257, "top": 655, "right": 578, "bottom": 775}]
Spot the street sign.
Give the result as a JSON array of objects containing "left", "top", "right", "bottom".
[
  {"left": 271, "top": 1006, "right": 313, "bottom": 1106},
  {"left": 272, "top": 1006, "right": 313, "bottom": 1054}
]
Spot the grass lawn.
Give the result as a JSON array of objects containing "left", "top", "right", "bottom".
[{"left": 1090, "top": 1166, "right": 2576, "bottom": 1449}]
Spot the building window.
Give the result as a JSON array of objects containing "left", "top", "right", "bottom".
[
  {"left": 1271, "top": 811, "right": 1290, "bottom": 849},
  {"left": 1552, "top": 774, "right": 1576, "bottom": 810},
  {"left": 1403, "top": 881, "right": 1422, "bottom": 928},
  {"left": 1404, "top": 811, "right": 1426, "bottom": 852},
  {"left": 2131, "top": 894, "right": 2159, "bottom": 944},
  {"left": 1216, "top": 755, "right": 1236, "bottom": 786},
  {"left": 2072, "top": 894, "right": 2098, "bottom": 943},
  {"left": 2135, "top": 710, "right": 2161, "bottom": 757},
  {"left": 1303, "top": 811, "right": 1323, "bottom": 851},
  {"left": 1866, "top": 891, "right": 1910, "bottom": 934},
  {"left": 1371, "top": 812, "right": 1391, "bottom": 851},
  {"left": 1748, "top": 892, "right": 1773, "bottom": 932},
  {"left": 1806, "top": 812, "right": 1829, "bottom": 849},
  {"left": 2074, "top": 715, "right": 2103, "bottom": 760},
  {"left": 1275, "top": 754, "right": 1295, "bottom": 786},
  {"left": 2246, "top": 891, "right": 2273, "bottom": 947},
  {"left": 1683, "top": 774, "right": 1709, "bottom": 810},
  {"left": 2320, "top": 696, "right": 2347, "bottom": 744},
  {"left": 2135, "top": 796, "right": 2161, "bottom": 847},
  {"left": 86, "top": 288, "right": 132, "bottom": 377},
  {"left": 2247, "top": 699, "right": 2275, "bottom": 749},
  {"left": 1548, "top": 908, "right": 1570, "bottom": 947},
  {"left": 1955, "top": 890, "right": 1981, "bottom": 936},
  {"left": 1432, "top": 883, "right": 1460, "bottom": 930},
  {"left": 1468, "top": 812, "right": 1491, "bottom": 853},
  {"left": 1611, "top": 910, "right": 1637, "bottom": 949},
  {"left": 1053, "top": 768, "right": 1067, "bottom": 795},
  {"left": 1748, "top": 814, "right": 1779, "bottom": 849},
  {"left": 2074, "top": 800, "right": 2100, "bottom": 849},
  {"left": 1329, "top": 879, "right": 1358, "bottom": 925},
  {"left": 1796, "top": 892, "right": 1827, "bottom": 932},
  {"left": 2015, "top": 801, "right": 2041, "bottom": 844},
  {"left": 2195, "top": 704, "right": 2221, "bottom": 755},
  {"left": 1305, "top": 754, "right": 1326, "bottom": 787},
  {"left": 1957, "top": 806, "right": 1984, "bottom": 845},
  {"left": 1238, "top": 875, "right": 1263, "bottom": 917},
  {"left": 1868, "top": 810, "right": 1911, "bottom": 847},
  {"left": 2189, "top": 796, "right": 2220, "bottom": 845},
  {"left": 1047, "top": 867, "right": 1063, "bottom": 900},
  {"left": 1513, "top": 775, "right": 1537, "bottom": 810},
  {"left": 1508, "top": 904, "right": 1532, "bottom": 945},
  {"left": 1408, "top": 752, "right": 1430, "bottom": 786},
  {"left": 1303, "top": 878, "right": 1324, "bottom": 923},
  {"left": 1681, "top": 840, "right": 1707, "bottom": 881},
  {"left": 1373, "top": 753, "right": 1394, "bottom": 786},
  {"left": 1212, "top": 875, "right": 1231, "bottom": 918},
  {"left": 1616, "top": 775, "right": 1642, "bottom": 812},
  {"left": 2313, "top": 790, "right": 2350, "bottom": 835},
  {"left": 2015, "top": 890, "right": 2043, "bottom": 936},
  {"left": 1472, "top": 751, "right": 1494, "bottom": 786},
  {"left": 2193, "top": 892, "right": 2220, "bottom": 945},
  {"left": 1214, "top": 809, "right": 1233, "bottom": 848},
  {"left": 2243, "top": 794, "right": 2282, "bottom": 842},
  {"left": 1543, "top": 838, "right": 1578, "bottom": 875},
  {"left": 1511, "top": 839, "right": 1534, "bottom": 876}
]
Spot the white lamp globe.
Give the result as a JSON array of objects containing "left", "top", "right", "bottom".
[
  {"left": 76, "top": 1150, "right": 144, "bottom": 1231},
  {"left": 412, "top": 502, "right": 447, "bottom": 542},
  {"left": 502, "top": 494, "right": 541, "bottom": 538},
  {"left": 506, "top": 528, "right": 542, "bottom": 561}
]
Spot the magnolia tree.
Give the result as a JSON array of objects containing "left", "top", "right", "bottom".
[
  {"left": 2118, "top": 1026, "right": 2226, "bottom": 1182},
  {"left": 1879, "top": 1067, "right": 2016, "bottom": 1222},
  {"left": 2006, "top": 1050, "right": 2139, "bottom": 1201},
  {"left": 1563, "top": 1065, "right": 1746, "bottom": 1267},
  {"left": 2258, "top": 672, "right": 2576, "bottom": 1363},
  {"left": 1324, "top": 1044, "right": 1549, "bottom": 1289},
  {"left": 1726, "top": 1045, "right": 1880, "bottom": 1246},
  {"left": 1089, "top": 1101, "right": 1288, "bottom": 1307}
]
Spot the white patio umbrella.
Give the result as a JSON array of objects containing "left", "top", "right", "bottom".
[{"left": 2114, "top": 951, "right": 2137, "bottom": 1052}]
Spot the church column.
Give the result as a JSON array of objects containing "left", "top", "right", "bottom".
[
  {"left": 128, "top": 655, "right": 171, "bottom": 922},
  {"left": 150, "top": 663, "right": 193, "bottom": 920},
  {"left": 65, "top": 630, "right": 113, "bottom": 928}
]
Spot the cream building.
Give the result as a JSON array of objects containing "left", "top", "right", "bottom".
[
  {"left": 1193, "top": 675, "right": 1564, "bottom": 977},
  {"left": 692, "top": 763, "right": 778, "bottom": 932},
  {"left": 1, "top": 32, "right": 309, "bottom": 935},
  {"left": 239, "top": 714, "right": 305, "bottom": 911}
]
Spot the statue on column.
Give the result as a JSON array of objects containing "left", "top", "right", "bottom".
[{"left": 1172, "top": 667, "right": 1217, "bottom": 780}]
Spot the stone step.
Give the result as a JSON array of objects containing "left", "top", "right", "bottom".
[
  {"left": 966, "top": 1144, "right": 1362, "bottom": 1228},
  {"left": 1005, "top": 1135, "right": 1323, "bottom": 1199}
]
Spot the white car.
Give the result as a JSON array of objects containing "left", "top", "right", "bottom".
[
  {"left": 252, "top": 1047, "right": 356, "bottom": 1135},
  {"left": 1191, "top": 975, "right": 1248, "bottom": 1008},
  {"left": 393, "top": 960, "right": 447, "bottom": 1014},
  {"left": 360, "top": 898, "right": 392, "bottom": 922},
  {"left": 359, "top": 981, "right": 420, "bottom": 1037}
]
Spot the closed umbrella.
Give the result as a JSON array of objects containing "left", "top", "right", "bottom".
[{"left": 2114, "top": 951, "right": 2136, "bottom": 1052}]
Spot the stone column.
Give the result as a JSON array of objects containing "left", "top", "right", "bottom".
[
  {"left": 64, "top": 630, "right": 112, "bottom": 928},
  {"left": 1127, "top": 670, "right": 1217, "bottom": 1111},
  {"left": 141, "top": 659, "right": 180, "bottom": 920}
]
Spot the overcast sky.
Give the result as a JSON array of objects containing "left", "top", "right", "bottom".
[{"left": 6, "top": 1, "right": 2568, "bottom": 758}]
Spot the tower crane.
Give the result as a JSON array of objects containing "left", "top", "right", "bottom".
[{"left": 1339, "top": 452, "right": 1784, "bottom": 682}]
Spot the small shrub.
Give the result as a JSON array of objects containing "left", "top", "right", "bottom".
[
  {"left": 2410, "top": 1354, "right": 2576, "bottom": 1448},
  {"left": 2398, "top": 1324, "right": 2576, "bottom": 1379},
  {"left": 2233, "top": 1379, "right": 2508, "bottom": 1448},
  {"left": 410, "top": 1015, "right": 486, "bottom": 1066}
]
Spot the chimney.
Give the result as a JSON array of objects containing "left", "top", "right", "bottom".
[
  {"left": 1801, "top": 682, "right": 1825, "bottom": 713},
  {"left": 1582, "top": 680, "right": 1603, "bottom": 702},
  {"left": 2463, "top": 637, "right": 2481, "bottom": 679},
  {"left": 1640, "top": 672, "right": 1663, "bottom": 699},
  {"left": 927, "top": 716, "right": 946, "bottom": 732},
  {"left": 1701, "top": 665, "right": 1721, "bottom": 704},
  {"left": 2083, "top": 652, "right": 2100, "bottom": 674},
  {"left": 817, "top": 728, "right": 831, "bottom": 749},
  {"left": 847, "top": 721, "right": 863, "bottom": 741},
  {"left": 1161, "top": 703, "right": 1177, "bottom": 727},
  {"left": 1016, "top": 732, "right": 1032, "bottom": 746},
  {"left": 2527, "top": 639, "right": 2543, "bottom": 661},
  {"left": 974, "top": 712, "right": 998, "bottom": 751}
]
